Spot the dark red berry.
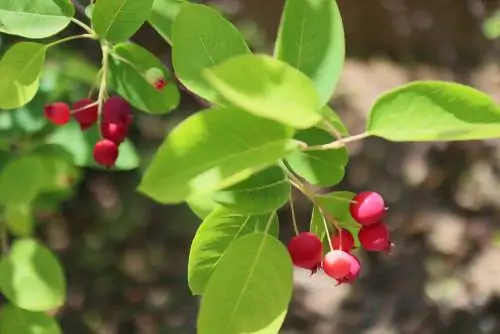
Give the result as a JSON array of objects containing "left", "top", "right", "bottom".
[
  {"left": 44, "top": 102, "right": 71, "bottom": 125},
  {"left": 72, "top": 98, "right": 98, "bottom": 130},
  {"left": 331, "top": 229, "right": 355, "bottom": 252},
  {"left": 322, "top": 250, "right": 352, "bottom": 280},
  {"left": 287, "top": 232, "right": 323, "bottom": 274},
  {"left": 350, "top": 191, "right": 386, "bottom": 226},
  {"left": 103, "top": 96, "right": 132, "bottom": 126},
  {"left": 93, "top": 139, "right": 119, "bottom": 168},
  {"left": 101, "top": 121, "right": 128, "bottom": 144},
  {"left": 336, "top": 254, "right": 361, "bottom": 285},
  {"left": 358, "top": 222, "right": 392, "bottom": 252}
]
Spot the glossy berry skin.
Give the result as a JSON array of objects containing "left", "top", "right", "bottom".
[
  {"left": 287, "top": 232, "right": 323, "bottom": 273},
  {"left": 72, "top": 98, "right": 98, "bottom": 130},
  {"left": 331, "top": 229, "right": 355, "bottom": 252},
  {"left": 93, "top": 139, "right": 119, "bottom": 168},
  {"left": 336, "top": 254, "right": 361, "bottom": 285},
  {"left": 44, "top": 102, "right": 71, "bottom": 125},
  {"left": 322, "top": 250, "right": 352, "bottom": 280},
  {"left": 101, "top": 121, "right": 128, "bottom": 144},
  {"left": 145, "top": 67, "right": 167, "bottom": 90},
  {"left": 103, "top": 96, "right": 132, "bottom": 126},
  {"left": 358, "top": 222, "right": 391, "bottom": 252},
  {"left": 350, "top": 191, "right": 386, "bottom": 226}
]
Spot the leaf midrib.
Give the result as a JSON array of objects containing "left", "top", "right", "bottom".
[
  {"left": 0, "top": 9, "right": 70, "bottom": 19},
  {"left": 99, "top": 0, "right": 129, "bottom": 37}
]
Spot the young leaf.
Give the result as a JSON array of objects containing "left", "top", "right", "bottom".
[
  {"left": 109, "top": 42, "right": 180, "bottom": 114},
  {"left": 0, "top": 305, "right": 61, "bottom": 334},
  {"left": 204, "top": 54, "right": 323, "bottom": 129},
  {"left": 286, "top": 127, "right": 348, "bottom": 186},
  {"left": 367, "top": 81, "right": 500, "bottom": 142},
  {"left": 85, "top": 4, "right": 95, "bottom": 19},
  {"left": 197, "top": 233, "right": 292, "bottom": 333},
  {"left": 316, "top": 105, "right": 349, "bottom": 136},
  {"left": 0, "top": 156, "right": 43, "bottom": 206},
  {"left": 92, "top": 0, "right": 155, "bottom": 43},
  {"left": 188, "top": 208, "right": 278, "bottom": 295},
  {"left": 148, "top": 0, "right": 185, "bottom": 44},
  {"left": 0, "top": 238, "right": 66, "bottom": 311},
  {"left": 5, "top": 204, "right": 34, "bottom": 237},
  {"left": 274, "top": 0, "right": 345, "bottom": 105},
  {"left": 172, "top": 2, "right": 251, "bottom": 102},
  {"left": 0, "top": 42, "right": 47, "bottom": 109},
  {"left": 0, "top": 0, "right": 74, "bottom": 39},
  {"left": 211, "top": 165, "right": 290, "bottom": 214},
  {"left": 138, "top": 106, "right": 298, "bottom": 204}
]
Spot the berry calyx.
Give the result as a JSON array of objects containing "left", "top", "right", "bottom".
[
  {"left": 336, "top": 254, "right": 361, "bottom": 285},
  {"left": 287, "top": 232, "right": 323, "bottom": 274},
  {"left": 322, "top": 250, "right": 352, "bottom": 280},
  {"left": 72, "top": 98, "right": 98, "bottom": 130},
  {"left": 44, "top": 102, "right": 71, "bottom": 125},
  {"left": 101, "top": 121, "right": 128, "bottom": 144},
  {"left": 331, "top": 229, "right": 355, "bottom": 252},
  {"left": 145, "top": 67, "right": 167, "bottom": 90},
  {"left": 93, "top": 139, "right": 119, "bottom": 168},
  {"left": 103, "top": 96, "right": 133, "bottom": 126},
  {"left": 358, "top": 222, "right": 392, "bottom": 252},
  {"left": 350, "top": 191, "right": 386, "bottom": 226}
]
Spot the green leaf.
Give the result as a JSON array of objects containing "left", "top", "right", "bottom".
[
  {"left": 186, "top": 195, "right": 220, "bottom": 220},
  {"left": 138, "top": 106, "right": 298, "bottom": 204},
  {"left": 109, "top": 42, "right": 180, "bottom": 114},
  {"left": 0, "top": 238, "right": 66, "bottom": 311},
  {"left": 483, "top": 10, "right": 500, "bottom": 40},
  {"left": 188, "top": 208, "right": 278, "bottom": 295},
  {"left": 5, "top": 204, "right": 34, "bottom": 237},
  {"left": 0, "top": 304, "right": 61, "bottom": 334},
  {"left": 205, "top": 54, "right": 323, "bottom": 129},
  {"left": 92, "top": 0, "right": 155, "bottom": 43},
  {"left": 286, "top": 127, "right": 347, "bottom": 186},
  {"left": 211, "top": 166, "right": 290, "bottom": 214},
  {"left": 274, "top": 0, "right": 345, "bottom": 105},
  {"left": 0, "top": 42, "right": 47, "bottom": 109},
  {"left": 0, "top": 156, "right": 43, "bottom": 206},
  {"left": 172, "top": 2, "right": 251, "bottom": 102},
  {"left": 315, "top": 191, "right": 360, "bottom": 246},
  {"left": 316, "top": 105, "right": 349, "bottom": 136},
  {"left": 0, "top": 0, "right": 74, "bottom": 39},
  {"left": 367, "top": 81, "right": 500, "bottom": 142},
  {"left": 85, "top": 4, "right": 95, "bottom": 19},
  {"left": 47, "top": 120, "right": 140, "bottom": 170},
  {"left": 197, "top": 233, "right": 292, "bottom": 333},
  {"left": 148, "top": 0, "right": 186, "bottom": 44}
]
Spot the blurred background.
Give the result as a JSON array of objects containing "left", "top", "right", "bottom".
[{"left": 4, "top": 0, "right": 500, "bottom": 333}]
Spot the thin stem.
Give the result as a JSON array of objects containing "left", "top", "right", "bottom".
[
  {"left": 321, "top": 119, "right": 343, "bottom": 141},
  {"left": 71, "top": 17, "right": 94, "bottom": 35},
  {"left": 320, "top": 209, "right": 333, "bottom": 251},
  {"left": 303, "top": 132, "right": 370, "bottom": 151},
  {"left": 110, "top": 52, "right": 140, "bottom": 70},
  {"left": 47, "top": 33, "right": 94, "bottom": 48},
  {"left": 264, "top": 212, "right": 275, "bottom": 235},
  {"left": 289, "top": 193, "right": 299, "bottom": 236},
  {"left": 96, "top": 43, "right": 110, "bottom": 138},
  {"left": 71, "top": 101, "right": 99, "bottom": 114}
]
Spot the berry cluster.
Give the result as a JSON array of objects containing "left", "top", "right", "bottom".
[
  {"left": 44, "top": 96, "right": 133, "bottom": 168},
  {"left": 287, "top": 191, "right": 392, "bottom": 285}
]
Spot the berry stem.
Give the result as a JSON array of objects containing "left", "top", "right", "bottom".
[
  {"left": 71, "top": 101, "right": 99, "bottom": 114},
  {"left": 321, "top": 118, "right": 344, "bottom": 142},
  {"left": 302, "top": 132, "right": 370, "bottom": 151},
  {"left": 70, "top": 17, "right": 94, "bottom": 35},
  {"left": 110, "top": 52, "right": 140, "bottom": 70},
  {"left": 96, "top": 43, "right": 110, "bottom": 139},
  {"left": 289, "top": 193, "right": 299, "bottom": 236},
  {"left": 320, "top": 210, "right": 333, "bottom": 251}
]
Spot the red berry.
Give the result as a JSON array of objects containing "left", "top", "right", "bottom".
[
  {"left": 44, "top": 102, "right": 71, "bottom": 125},
  {"left": 336, "top": 254, "right": 361, "bottom": 285},
  {"left": 101, "top": 121, "right": 128, "bottom": 144},
  {"left": 93, "top": 139, "right": 119, "bottom": 168},
  {"left": 287, "top": 232, "right": 323, "bottom": 273},
  {"left": 350, "top": 191, "right": 386, "bottom": 226},
  {"left": 145, "top": 67, "right": 167, "bottom": 90},
  {"left": 322, "top": 250, "right": 352, "bottom": 280},
  {"left": 103, "top": 96, "right": 132, "bottom": 126},
  {"left": 358, "top": 222, "right": 392, "bottom": 252},
  {"left": 331, "top": 229, "right": 355, "bottom": 252},
  {"left": 72, "top": 98, "right": 98, "bottom": 130}
]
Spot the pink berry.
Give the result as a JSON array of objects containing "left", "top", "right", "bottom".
[
  {"left": 44, "top": 102, "right": 71, "bottom": 125},
  {"left": 287, "top": 232, "right": 323, "bottom": 274},
  {"left": 101, "top": 121, "right": 128, "bottom": 144},
  {"left": 322, "top": 250, "right": 352, "bottom": 280},
  {"left": 145, "top": 67, "right": 167, "bottom": 90},
  {"left": 350, "top": 191, "right": 386, "bottom": 226},
  {"left": 103, "top": 96, "right": 133, "bottom": 126},
  {"left": 72, "top": 98, "right": 98, "bottom": 130},
  {"left": 336, "top": 254, "right": 361, "bottom": 285},
  {"left": 331, "top": 229, "right": 355, "bottom": 252},
  {"left": 93, "top": 139, "right": 119, "bottom": 168},
  {"left": 358, "top": 222, "right": 392, "bottom": 252}
]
